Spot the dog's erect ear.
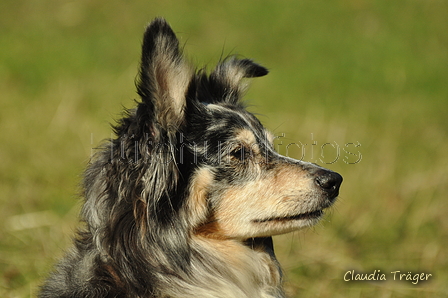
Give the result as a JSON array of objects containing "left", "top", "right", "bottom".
[
  {"left": 136, "top": 18, "right": 194, "bottom": 130},
  {"left": 206, "top": 57, "right": 268, "bottom": 104}
]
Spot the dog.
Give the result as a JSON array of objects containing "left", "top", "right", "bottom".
[{"left": 39, "top": 18, "right": 342, "bottom": 298}]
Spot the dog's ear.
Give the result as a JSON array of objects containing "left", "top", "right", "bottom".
[
  {"left": 136, "top": 18, "right": 194, "bottom": 132},
  {"left": 206, "top": 57, "right": 268, "bottom": 104}
]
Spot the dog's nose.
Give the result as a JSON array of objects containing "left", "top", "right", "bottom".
[{"left": 314, "top": 170, "right": 343, "bottom": 199}]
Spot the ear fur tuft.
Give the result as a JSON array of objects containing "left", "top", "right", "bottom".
[
  {"left": 233, "top": 58, "right": 269, "bottom": 78},
  {"left": 136, "top": 18, "right": 194, "bottom": 130},
  {"left": 204, "top": 57, "right": 268, "bottom": 104}
]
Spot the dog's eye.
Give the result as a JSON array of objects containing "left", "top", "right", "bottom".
[{"left": 230, "top": 147, "right": 244, "bottom": 160}]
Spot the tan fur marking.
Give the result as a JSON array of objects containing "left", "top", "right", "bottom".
[
  {"left": 187, "top": 168, "right": 214, "bottom": 227},
  {"left": 236, "top": 129, "right": 257, "bottom": 145},
  {"left": 195, "top": 218, "right": 237, "bottom": 242},
  {"left": 103, "top": 264, "right": 125, "bottom": 289},
  {"left": 264, "top": 130, "right": 275, "bottom": 145},
  {"left": 233, "top": 129, "right": 261, "bottom": 158},
  {"left": 133, "top": 199, "right": 148, "bottom": 238}
]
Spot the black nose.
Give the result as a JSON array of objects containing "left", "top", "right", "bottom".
[{"left": 314, "top": 170, "right": 343, "bottom": 199}]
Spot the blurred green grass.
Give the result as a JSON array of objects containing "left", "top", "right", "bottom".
[{"left": 1, "top": 0, "right": 447, "bottom": 297}]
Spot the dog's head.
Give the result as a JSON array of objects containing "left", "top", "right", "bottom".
[{"left": 85, "top": 18, "right": 342, "bottom": 248}]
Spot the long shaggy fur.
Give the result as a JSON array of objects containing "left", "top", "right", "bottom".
[{"left": 40, "top": 18, "right": 342, "bottom": 298}]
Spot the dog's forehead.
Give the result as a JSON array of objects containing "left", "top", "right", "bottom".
[
  {"left": 204, "top": 103, "right": 272, "bottom": 144},
  {"left": 206, "top": 103, "right": 259, "bottom": 125}
]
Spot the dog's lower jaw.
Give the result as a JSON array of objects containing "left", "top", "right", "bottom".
[
  {"left": 222, "top": 209, "right": 325, "bottom": 239},
  {"left": 254, "top": 209, "right": 324, "bottom": 224}
]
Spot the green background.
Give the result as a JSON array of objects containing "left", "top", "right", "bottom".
[{"left": 1, "top": 0, "right": 447, "bottom": 297}]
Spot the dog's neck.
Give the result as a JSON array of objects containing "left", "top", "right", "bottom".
[{"left": 155, "top": 235, "right": 286, "bottom": 298}]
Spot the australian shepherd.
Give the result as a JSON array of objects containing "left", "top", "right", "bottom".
[{"left": 40, "top": 18, "right": 342, "bottom": 298}]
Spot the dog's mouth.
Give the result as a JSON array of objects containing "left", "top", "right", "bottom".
[{"left": 253, "top": 209, "right": 324, "bottom": 223}]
